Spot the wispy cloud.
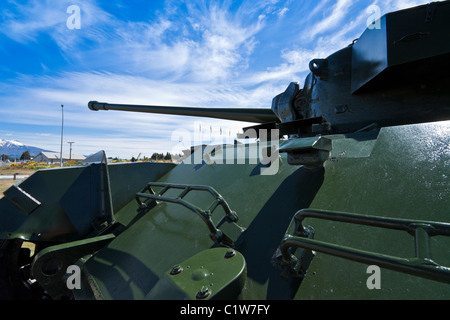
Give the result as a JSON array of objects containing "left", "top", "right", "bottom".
[
  {"left": 0, "top": 0, "right": 114, "bottom": 50},
  {"left": 305, "top": 0, "right": 354, "bottom": 40}
]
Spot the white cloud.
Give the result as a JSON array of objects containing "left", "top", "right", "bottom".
[
  {"left": 244, "top": 49, "right": 313, "bottom": 85},
  {"left": 307, "top": 0, "right": 332, "bottom": 20},
  {"left": 0, "top": 1, "right": 276, "bottom": 85},
  {"left": 277, "top": 7, "right": 289, "bottom": 17},
  {"left": 305, "top": 0, "right": 354, "bottom": 40},
  {"left": 0, "top": 0, "right": 115, "bottom": 51},
  {"left": 180, "top": 2, "right": 265, "bottom": 82}
]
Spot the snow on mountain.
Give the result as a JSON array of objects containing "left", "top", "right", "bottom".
[
  {"left": 0, "top": 138, "right": 54, "bottom": 159},
  {"left": 0, "top": 138, "right": 25, "bottom": 147}
]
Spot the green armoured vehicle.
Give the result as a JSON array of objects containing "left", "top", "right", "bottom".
[{"left": 1, "top": 2, "right": 449, "bottom": 300}]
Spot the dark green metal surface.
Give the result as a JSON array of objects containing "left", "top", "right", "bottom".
[
  {"left": 145, "top": 247, "right": 246, "bottom": 300},
  {"left": 352, "top": 2, "right": 450, "bottom": 93},
  {"left": 295, "top": 122, "right": 450, "bottom": 299},
  {"left": 0, "top": 161, "right": 175, "bottom": 241}
]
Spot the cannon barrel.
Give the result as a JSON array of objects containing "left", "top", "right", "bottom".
[{"left": 88, "top": 101, "right": 279, "bottom": 124}]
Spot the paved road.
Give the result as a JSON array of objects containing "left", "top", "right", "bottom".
[{"left": 0, "top": 175, "right": 30, "bottom": 180}]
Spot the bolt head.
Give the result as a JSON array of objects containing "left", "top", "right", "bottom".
[
  {"left": 170, "top": 265, "right": 183, "bottom": 275},
  {"left": 224, "top": 249, "right": 236, "bottom": 258},
  {"left": 196, "top": 286, "right": 211, "bottom": 300}
]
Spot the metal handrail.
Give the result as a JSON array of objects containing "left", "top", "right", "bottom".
[
  {"left": 135, "top": 182, "right": 238, "bottom": 246},
  {"left": 280, "top": 209, "right": 450, "bottom": 284}
]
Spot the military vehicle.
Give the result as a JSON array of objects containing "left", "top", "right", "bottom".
[{"left": 1, "top": 1, "right": 449, "bottom": 301}]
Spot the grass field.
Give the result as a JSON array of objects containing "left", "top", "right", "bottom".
[{"left": 0, "top": 166, "right": 37, "bottom": 175}]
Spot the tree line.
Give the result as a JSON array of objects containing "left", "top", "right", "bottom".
[
  {"left": 1, "top": 151, "right": 31, "bottom": 162},
  {"left": 2, "top": 151, "right": 179, "bottom": 163},
  {"left": 128, "top": 152, "right": 181, "bottom": 162}
]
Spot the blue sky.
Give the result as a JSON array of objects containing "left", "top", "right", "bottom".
[{"left": 0, "top": 0, "right": 434, "bottom": 159}]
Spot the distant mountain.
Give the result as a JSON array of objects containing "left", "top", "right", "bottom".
[{"left": 0, "top": 138, "right": 54, "bottom": 159}]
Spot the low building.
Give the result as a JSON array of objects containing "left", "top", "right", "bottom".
[{"left": 33, "top": 152, "right": 86, "bottom": 164}]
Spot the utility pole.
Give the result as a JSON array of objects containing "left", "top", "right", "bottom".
[
  {"left": 60, "top": 104, "right": 64, "bottom": 167},
  {"left": 68, "top": 142, "right": 75, "bottom": 160}
]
